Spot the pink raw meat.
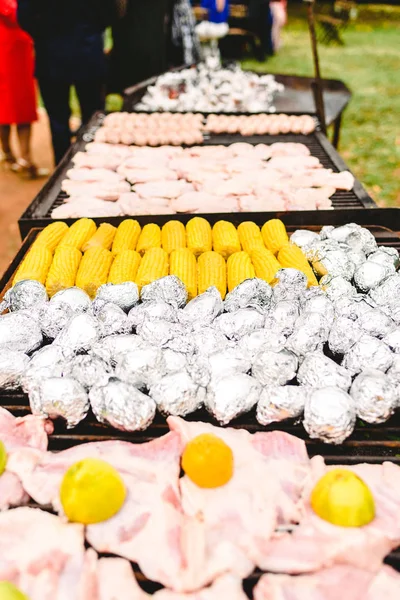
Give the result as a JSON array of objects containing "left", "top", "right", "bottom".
[
  {"left": 66, "top": 168, "right": 124, "bottom": 183},
  {"left": 229, "top": 143, "right": 256, "bottom": 156},
  {"left": 213, "top": 176, "right": 254, "bottom": 196},
  {"left": 253, "top": 144, "right": 273, "bottom": 160},
  {"left": 61, "top": 180, "right": 131, "bottom": 200},
  {"left": 52, "top": 199, "right": 123, "bottom": 218},
  {"left": 120, "top": 168, "right": 178, "bottom": 184},
  {"left": 171, "top": 192, "right": 219, "bottom": 213},
  {"left": 154, "top": 575, "right": 248, "bottom": 600},
  {"left": 267, "top": 156, "right": 322, "bottom": 172},
  {"left": 72, "top": 152, "right": 121, "bottom": 170},
  {"left": 269, "top": 142, "right": 311, "bottom": 157},
  {"left": 85, "top": 142, "right": 133, "bottom": 158},
  {"left": 135, "top": 181, "right": 193, "bottom": 199},
  {"left": 121, "top": 155, "right": 170, "bottom": 169}
]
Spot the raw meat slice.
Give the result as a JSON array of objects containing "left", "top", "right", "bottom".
[
  {"left": 51, "top": 199, "right": 123, "bottom": 218},
  {"left": 61, "top": 179, "right": 131, "bottom": 200},
  {"left": 229, "top": 142, "right": 256, "bottom": 156},
  {"left": 120, "top": 168, "right": 178, "bottom": 184},
  {"left": 171, "top": 192, "right": 219, "bottom": 213},
  {"left": 97, "top": 557, "right": 148, "bottom": 600},
  {"left": 85, "top": 142, "right": 133, "bottom": 157},
  {"left": 366, "top": 564, "right": 400, "bottom": 599},
  {"left": 213, "top": 176, "right": 253, "bottom": 197},
  {"left": 121, "top": 155, "right": 170, "bottom": 169},
  {"left": 72, "top": 152, "right": 121, "bottom": 170},
  {"left": 0, "top": 471, "right": 28, "bottom": 510},
  {"left": 253, "top": 144, "right": 273, "bottom": 160},
  {"left": 135, "top": 181, "right": 193, "bottom": 199},
  {"left": 267, "top": 156, "right": 322, "bottom": 172},
  {"left": 66, "top": 168, "right": 124, "bottom": 183},
  {"left": 154, "top": 575, "right": 248, "bottom": 599},
  {"left": 269, "top": 142, "right": 311, "bottom": 157}
]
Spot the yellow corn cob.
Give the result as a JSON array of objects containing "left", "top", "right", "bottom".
[
  {"left": 82, "top": 223, "right": 117, "bottom": 252},
  {"left": 227, "top": 251, "right": 255, "bottom": 292},
  {"left": 198, "top": 251, "right": 227, "bottom": 299},
  {"left": 45, "top": 246, "right": 82, "bottom": 297},
  {"left": 251, "top": 248, "right": 282, "bottom": 284},
  {"left": 136, "top": 247, "right": 168, "bottom": 291},
  {"left": 186, "top": 217, "right": 212, "bottom": 257},
  {"left": 278, "top": 243, "right": 318, "bottom": 287},
  {"left": 212, "top": 220, "right": 241, "bottom": 259},
  {"left": 111, "top": 220, "right": 141, "bottom": 255},
  {"left": 75, "top": 247, "right": 113, "bottom": 298},
  {"left": 33, "top": 222, "right": 69, "bottom": 253},
  {"left": 108, "top": 250, "right": 141, "bottom": 284},
  {"left": 13, "top": 246, "right": 53, "bottom": 286},
  {"left": 59, "top": 218, "right": 97, "bottom": 251},
  {"left": 261, "top": 219, "right": 289, "bottom": 255},
  {"left": 237, "top": 222, "right": 265, "bottom": 255},
  {"left": 161, "top": 220, "right": 186, "bottom": 254},
  {"left": 169, "top": 248, "right": 197, "bottom": 300},
  {"left": 136, "top": 224, "right": 161, "bottom": 256}
]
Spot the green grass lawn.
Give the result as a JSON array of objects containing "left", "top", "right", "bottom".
[{"left": 242, "top": 4, "right": 400, "bottom": 207}]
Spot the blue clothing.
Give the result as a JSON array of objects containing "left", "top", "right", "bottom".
[{"left": 200, "top": 0, "right": 229, "bottom": 23}]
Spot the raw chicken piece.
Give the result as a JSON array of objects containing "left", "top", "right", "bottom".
[
  {"left": 214, "top": 176, "right": 254, "bottom": 197},
  {"left": 120, "top": 168, "right": 178, "bottom": 184},
  {"left": 61, "top": 179, "right": 131, "bottom": 200},
  {"left": 192, "top": 195, "right": 239, "bottom": 213},
  {"left": 0, "top": 406, "right": 52, "bottom": 452},
  {"left": 121, "top": 155, "right": 170, "bottom": 169},
  {"left": 224, "top": 158, "right": 265, "bottom": 175},
  {"left": 154, "top": 575, "right": 248, "bottom": 600},
  {"left": 135, "top": 180, "right": 193, "bottom": 199},
  {"left": 66, "top": 168, "right": 124, "bottom": 183},
  {"left": 52, "top": 199, "right": 123, "bottom": 218},
  {"left": 253, "top": 144, "right": 273, "bottom": 160},
  {"left": 171, "top": 192, "right": 219, "bottom": 213},
  {"left": 72, "top": 152, "right": 121, "bottom": 170},
  {"left": 85, "top": 142, "right": 133, "bottom": 158},
  {"left": 267, "top": 156, "right": 322, "bottom": 172},
  {"left": 269, "top": 142, "right": 311, "bottom": 157},
  {"left": 117, "top": 193, "right": 172, "bottom": 215},
  {"left": 229, "top": 142, "right": 256, "bottom": 156}
]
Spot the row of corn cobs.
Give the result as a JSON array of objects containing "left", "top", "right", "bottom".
[{"left": 13, "top": 217, "right": 317, "bottom": 300}]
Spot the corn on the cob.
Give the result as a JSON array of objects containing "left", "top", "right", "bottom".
[
  {"left": 13, "top": 246, "right": 53, "bottom": 286},
  {"left": 227, "top": 251, "right": 255, "bottom": 292},
  {"left": 76, "top": 247, "right": 113, "bottom": 298},
  {"left": 82, "top": 223, "right": 117, "bottom": 252},
  {"left": 186, "top": 217, "right": 212, "bottom": 257},
  {"left": 111, "top": 220, "right": 141, "bottom": 255},
  {"left": 136, "top": 247, "right": 168, "bottom": 291},
  {"left": 169, "top": 248, "right": 197, "bottom": 300},
  {"left": 212, "top": 220, "right": 241, "bottom": 259},
  {"left": 261, "top": 219, "right": 289, "bottom": 255},
  {"left": 278, "top": 243, "right": 318, "bottom": 287},
  {"left": 136, "top": 224, "right": 161, "bottom": 255},
  {"left": 237, "top": 222, "right": 265, "bottom": 255},
  {"left": 198, "top": 251, "right": 227, "bottom": 299},
  {"left": 33, "top": 222, "right": 69, "bottom": 253},
  {"left": 108, "top": 250, "right": 141, "bottom": 284},
  {"left": 45, "top": 246, "right": 82, "bottom": 297},
  {"left": 59, "top": 218, "right": 97, "bottom": 251},
  {"left": 161, "top": 220, "right": 186, "bottom": 254},
  {"left": 251, "top": 248, "right": 282, "bottom": 284}
]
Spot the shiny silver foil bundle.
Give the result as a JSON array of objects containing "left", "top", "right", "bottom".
[
  {"left": 149, "top": 371, "right": 204, "bottom": 416},
  {"left": 39, "top": 302, "right": 74, "bottom": 340},
  {"left": 320, "top": 275, "right": 357, "bottom": 302},
  {"left": 94, "top": 282, "right": 139, "bottom": 313},
  {"left": 54, "top": 313, "right": 100, "bottom": 358},
  {"left": 383, "top": 328, "right": 400, "bottom": 353},
  {"left": 207, "top": 347, "right": 251, "bottom": 381},
  {"left": 346, "top": 227, "right": 378, "bottom": 256},
  {"left": 354, "top": 262, "right": 388, "bottom": 293},
  {"left": 350, "top": 369, "right": 397, "bottom": 424},
  {"left": 303, "top": 386, "right": 356, "bottom": 444},
  {"left": 137, "top": 318, "right": 186, "bottom": 348},
  {"left": 0, "top": 312, "right": 42, "bottom": 354},
  {"left": 140, "top": 275, "right": 187, "bottom": 309},
  {"left": 367, "top": 247, "right": 399, "bottom": 271},
  {"left": 96, "top": 303, "right": 131, "bottom": 337},
  {"left": 224, "top": 278, "right": 272, "bottom": 314},
  {"left": 328, "top": 316, "right": 363, "bottom": 356},
  {"left": 29, "top": 376, "right": 89, "bottom": 428},
  {"left": 386, "top": 355, "right": 400, "bottom": 390},
  {"left": 303, "top": 239, "right": 339, "bottom": 263},
  {"left": 358, "top": 308, "right": 394, "bottom": 339},
  {"left": 290, "top": 229, "right": 320, "bottom": 249},
  {"left": 369, "top": 274, "right": 400, "bottom": 311},
  {"left": 2, "top": 280, "right": 48, "bottom": 313},
  {"left": 90, "top": 334, "right": 145, "bottom": 367},
  {"left": 115, "top": 347, "right": 166, "bottom": 389},
  {"left": 252, "top": 348, "right": 298, "bottom": 386},
  {"left": 186, "top": 354, "right": 211, "bottom": 388},
  {"left": 179, "top": 287, "right": 223, "bottom": 326},
  {"left": 190, "top": 325, "right": 229, "bottom": 356},
  {"left": 333, "top": 295, "right": 372, "bottom": 321},
  {"left": 298, "top": 286, "right": 325, "bottom": 308},
  {"left": 205, "top": 373, "right": 261, "bottom": 425},
  {"left": 324, "top": 223, "right": 359, "bottom": 243},
  {"left": 162, "top": 348, "right": 187, "bottom": 374},
  {"left": 319, "top": 225, "right": 335, "bottom": 240},
  {"left": 214, "top": 308, "right": 265, "bottom": 341},
  {"left": 342, "top": 335, "right": 393, "bottom": 375},
  {"left": 297, "top": 352, "right": 352, "bottom": 391},
  {"left": 0, "top": 351, "right": 30, "bottom": 390},
  {"left": 266, "top": 300, "right": 299, "bottom": 337},
  {"left": 348, "top": 249, "right": 366, "bottom": 271},
  {"left": 286, "top": 312, "right": 329, "bottom": 356},
  {"left": 63, "top": 354, "right": 111, "bottom": 390},
  {"left": 272, "top": 269, "right": 307, "bottom": 303},
  {"left": 163, "top": 330, "right": 196, "bottom": 355},
  {"left": 90, "top": 376, "right": 156, "bottom": 431},
  {"left": 50, "top": 287, "right": 92, "bottom": 313},
  {"left": 21, "top": 345, "right": 66, "bottom": 394},
  {"left": 301, "top": 294, "right": 334, "bottom": 322},
  {"left": 238, "top": 329, "right": 285, "bottom": 361},
  {"left": 257, "top": 385, "right": 308, "bottom": 425},
  {"left": 128, "top": 301, "right": 178, "bottom": 329},
  {"left": 312, "top": 248, "right": 354, "bottom": 281}
]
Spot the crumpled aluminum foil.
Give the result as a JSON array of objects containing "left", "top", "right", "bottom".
[
  {"left": 323, "top": 223, "right": 358, "bottom": 243},
  {"left": 367, "top": 247, "right": 399, "bottom": 271},
  {"left": 29, "top": 376, "right": 89, "bottom": 428},
  {"left": 162, "top": 348, "right": 187, "bottom": 374},
  {"left": 136, "top": 318, "right": 186, "bottom": 348},
  {"left": 252, "top": 348, "right": 298, "bottom": 385},
  {"left": 186, "top": 354, "right": 211, "bottom": 388},
  {"left": 303, "top": 386, "right": 356, "bottom": 444},
  {"left": 179, "top": 287, "right": 223, "bottom": 326},
  {"left": 90, "top": 376, "right": 156, "bottom": 431},
  {"left": 272, "top": 269, "right": 308, "bottom": 303},
  {"left": 350, "top": 369, "right": 397, "bottom": 424},
  {"left": 207, "top": 347, "right": 251, "bottom": 381},
  {"left": 39, "top": 302, "right": 74, "bottom": 340},
  {"left": 286, "top": 312, "right": 329, "bottom": 356},
  {"left": 328, "top": 316, "right": 363, "bottom": 355},
  {"left": 346, "top": 227, "right": 378, "bottom": 255},
  {"left": 50, "top": 287, "right": 92, "bottom": 313},
  {"left": 342, "top": 335, "right": 393, "bottom": 375},
  {"left": 290, "top": 229, "right": 320, "bottom": 249},
  {"left": 320, "top": 274, "right": 357, "bottom": 303},
  {"left": 333, "top": 295, "right": 372, "bottom": 321},
  {"left": 224, "top": 278, "right": 272, "bottom": 314},
  {"left": 2, "top": 280, "right": 48, "bottom": 313},
  {"left": 149, "top": 370, "right": 204, "bottom": 416},
  {"left": 348, "top": 249, "right": 366, "bottom": 271},
  {"left": 0, "top": 312, "right": 42, "bottom": 354},
  {"left": 297, "top": 352, "right": 352, "bottom": 391},
  {"left": 163, "top": 330, "right": 196, "bottom": 355},
  {"left": 63, "top": 354, "right": 111, "bottom": 390},
  {"left": 312, "top": 248, "right": 354, "bottom": 281},
  {"left": 0, "top": 351, "right": 30, "bottom": 390},
  {"left": 205, "top": 373, "right": 261, "bottom": 425},
  {"left": 21, "top": 345, "right": 67, "bottom": 393},
  {"left": 96, "top": 303, "right": 131, "bottom": 337},
  {"left": 354, "top": 262, "right": 389, "bottom": 293},
  {"left": 383, "top": 328, "right": 400, "bottom": 353},
  {"left": 190, "top": 325, "right": 229, "bottom": 356},
  {"left": 238, "top": 328, "right": 285, "bottom": 361},
  {"left": 115, "top": 347, "right": 166, "bottom": 389},
  {"left": 128, "top": 301, "right": 178, "bottom": 329},
  {"left": 257, "top": 385, "right": 309, "bottom": 425},
  {"left": 358, "top": 308, "right": 394, "bottom": 339},
  {"left": 94, "top": 282, "right": 139, "bottom": 313},
  {"left": 266, "top": 300, "right": 299, "bottom": 337},
  {"left": 54, "top": 313, "right": 100, "bottom": 358},
  {"left": 140, "top": 275, "right": 187, "bottom": 309},
  {"left": 386, "top": 355, "right": 400, "bottom": 391},
  {"left": 214, "top": 308, "right": 265, "bottom": 341},
  {"left": 368, "top": 274, "right": 400, "bottom": 317},
  {"left": 90, "top": 334, "right": 145, "bottom": 366},
  {"left": 301, "top": 294, "right": 334, "bottom": 322}
]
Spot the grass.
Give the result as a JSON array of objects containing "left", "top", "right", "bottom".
[{"left": 242, "top": 4, "right": 400, "bottom": 206}]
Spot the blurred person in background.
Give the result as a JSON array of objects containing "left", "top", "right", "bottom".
[
  {"left": 169, "top": 0, "right": 201, "bottom": 67},
  {"left": 200, "top": 0, "right": 229, "bottom": 24},
  {"left": 0, "top": 0, "right": 47, "bottom": 178},
  {"left": 270, "top": 0, "right": 287, "bottom": 52},
  {"left": 17, "top": 0, "right": 121, "bottom": 165}
]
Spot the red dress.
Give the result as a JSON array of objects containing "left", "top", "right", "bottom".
[{"left": 0, "top": 0, "right": 37, "bottom": 124}]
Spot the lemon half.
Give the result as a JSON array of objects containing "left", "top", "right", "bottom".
[
  {"left": 0, "top": 582, "right": 29, "bottom": 600},
  {"left": 182, "top": 433, "right": 234, "bottom": 488},
  {"left": 0, "top": 441, "right": 7, "bottom": 476}
]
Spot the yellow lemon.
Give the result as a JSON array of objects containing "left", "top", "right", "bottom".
[
  {"left": 182, "top": 433, "right": 234, "bottom": 488},
  {"left": 0, "top": 441, "right": 7, "bottom": 476},
  {"left": 0, "top": 582, "right": 29, "bottom": 600},
  {"left": 60, "top": 458, "right": 126, "bottom": 524},
  {"left": 311, "top": 468, "right": 375, "bottom": 528}
]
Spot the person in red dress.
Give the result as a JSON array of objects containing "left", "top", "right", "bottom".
[{"left": 0, "top": 0, "right": 46, "bottom": 177}]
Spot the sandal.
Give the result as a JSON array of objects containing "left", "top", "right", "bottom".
[{"left": 13, "top": 158, "right": 49, "bottom": 179}]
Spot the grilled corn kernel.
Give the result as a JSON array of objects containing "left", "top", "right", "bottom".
[
  {"left": 261, "top": 219, "right": 289, "bottom": 255},
  {"left": 33, "top": 222, "right": 69, "bottom": 253},
  {"left": 278, "top": 243, "right": 318, "bottom": 287},
  {"left": 169, "top": 248, "right": 197, "bottom": 300},
  {"left": 76, "top": 247, "right": 113, "bottom": 298},
  {"left": 13, "top": 246, "right": 53, "bottom": 286},
  {"left": 227, "top": 251, "right": 255, "bottom": 292},
  {"left": 198, "top": 251, "right": 227, "bottom": 299},
  {"left": 162, "top": 220, "right": 186, "bottom": 254},
  {"left": 136, "top": 247, "right": 168, "bottom": 291},
  {"left": 237, "top": 221, "right": 265, "bottom": 254},
  {"left": 59, "top": 218, "right": 97, "bottom": 251},
  {"left": 212, "top": 220, "right": 241, "bottom": 259},
  {"left": 108, "top": 250, "right": 141, "bottom": 284},
  {"left": 112, "top": 220, "right": 141, "bottom": 255},
  {"left": 251, "top": 248, "right": 282, "bottom": 283},
  {"left": 45, "top": 246, "right": 82, "bottom": 297},
  {"left": 186, "top": 217, "right": 212, "bottom": 256},
  {"left": 136, "top": 224, "right": 161, "bottom": 255},
  {"left": 82, "top": 223, "right": 117, "bottom": 252}
]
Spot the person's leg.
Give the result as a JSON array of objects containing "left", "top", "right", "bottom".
[
  {"left": 0, "top": 125, "right": 14, "bottom": 161},
  {"left": 38, "top": 77, "right": 72, "bottom": 164},
  {"left": 16, "top": 123, "right": 32, "bottom": 164},
  {"left": 74, "top": 79, "right": 105, "bottom": 127}
]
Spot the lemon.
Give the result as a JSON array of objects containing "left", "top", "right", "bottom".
[
  {"left": 182, "top": 433, "right": 234, "bottom": 488},
  {"left": 0, "top": 582, "right": 29, "bottom": 600},
  {"left": 311, "top": 468, "right": 375, "bottom": 528},
  {"left": 0, "top": 441, "right": 7, "bottom": 476},
  {"left": 60, "top": 458, "right": 126, "bottom": 524}
]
